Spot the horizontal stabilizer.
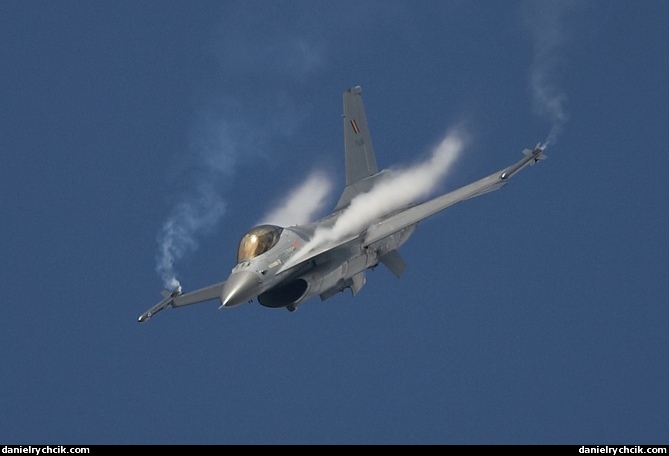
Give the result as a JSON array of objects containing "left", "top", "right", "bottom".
[
  {"left": 379, "top": 249, "right": 407, "bottom": 278},
  {"left": 350, "top": 271, "right": 366, "bottom": 295}
]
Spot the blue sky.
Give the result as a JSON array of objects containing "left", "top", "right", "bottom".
[{"left": 2, "top": 1, "right": 668, "bottom": 445}]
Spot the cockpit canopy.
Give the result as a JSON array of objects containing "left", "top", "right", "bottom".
[{"left": 236, "top": 224, "right": 283, "bottom": 263}]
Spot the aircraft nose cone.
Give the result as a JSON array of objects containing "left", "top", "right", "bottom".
[{"left": 220, "top": 271, "right": 262, "bottom": 308}]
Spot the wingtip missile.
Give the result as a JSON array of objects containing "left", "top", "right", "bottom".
[
  {"left": 500, "top": 143, "right": 547, "bottom": 180},
  {"left": 138, "top": 286, "right": 183, "bottom": 323}
]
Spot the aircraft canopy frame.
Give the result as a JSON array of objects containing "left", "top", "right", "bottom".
[{"left": 236, "top": 225, "right": 283, "bottom": 262}]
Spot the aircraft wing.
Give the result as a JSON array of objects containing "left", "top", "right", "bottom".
[
  {"left": 278, "top": 145, "right": 545, "bottom": 275},
  {"left": 138, "top": 280, "right": 226, "bottom": 322},
  {"left": 363, "top": 145, "right": 546, "bottom": 246}
]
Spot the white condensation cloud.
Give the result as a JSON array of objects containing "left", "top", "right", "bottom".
[
  {"left": 257, "top": 171, "right": 333, "bottom": 228},
  {"left": 289, "top": 129, "right": 466, "bottom": 264},
  {"left": 155, "top": 115, "right": 240, "bottom": 291}
]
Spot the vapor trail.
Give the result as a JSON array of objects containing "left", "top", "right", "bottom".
[
  {"left": 257, "top": 170, "right": 333, "bottom": 227},
  {"left": 156, "top": 184, "right": 226, "bottom": 291},
  {"left": 154, "top": 115, "right": 242, "bottom": 291},
  {"left": 297, "top": 130, "right": 465, "bottom": 259},
  {"left": 525, "top": 2, "right": 571, "bottom": 149},
  {"left": 153, "top": 9, "right": 326, "bottom": 291}
]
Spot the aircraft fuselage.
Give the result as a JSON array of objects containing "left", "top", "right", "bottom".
[{"left": 222, "top": 212, "right": 417, "bottom": 310}]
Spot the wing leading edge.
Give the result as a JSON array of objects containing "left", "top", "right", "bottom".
[
  {"left": 363, "top": 145, "right": 546, "bottom": 246},
  {"left": 138, "top": 280, "right": 226, "bottom": 322}
]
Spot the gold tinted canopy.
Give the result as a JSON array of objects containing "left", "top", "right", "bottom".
[{"left": 236, "top": 225, "right": 283, "bottom": 263}]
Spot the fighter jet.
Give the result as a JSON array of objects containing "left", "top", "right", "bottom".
[{"left": 138, "top": 86, "right": 546, "bottom": 323}]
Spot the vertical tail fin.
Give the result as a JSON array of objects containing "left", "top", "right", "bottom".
[{"left": 335, "top": 86, "right": 383, "bottom": 211}]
